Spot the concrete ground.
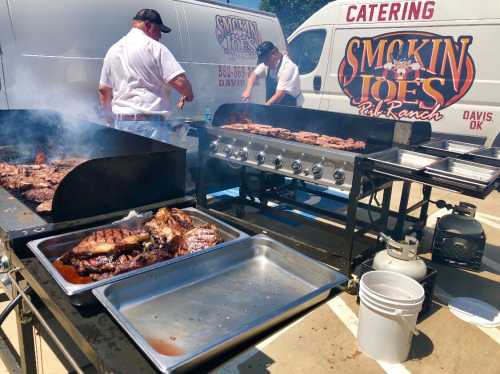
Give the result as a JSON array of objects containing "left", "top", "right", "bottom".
[
  {"left": 0, "top": 183, "right": 499, "bottom": 373},
  {"left": 214, "top": 184, "right": 500, "bottom": 374}
]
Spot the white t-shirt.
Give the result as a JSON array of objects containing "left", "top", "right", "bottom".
[
  {"left": 254, "top": 54, "right": 302, "bottom": 99},
  {"left": 100, "top": 28, "right": 185, "bottom": 116}
]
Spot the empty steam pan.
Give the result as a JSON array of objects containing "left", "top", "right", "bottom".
[
  {"left": 467, "top": 147, "right": 500, "bottom": 167},
  {"left": 420, "top": 139, "right": 483, "bottom": 158},
  {"left": 27, "top": 207, "right": 248, "bottom": 305},
  {"left": 93, "top": 235, "right": 347, "bottom": 373},
  {"left": 424, "top": 158, "right": 500, "bottom": 187},
  {"left": 368, "top": 148, "right": 441, "bottom": 175}
]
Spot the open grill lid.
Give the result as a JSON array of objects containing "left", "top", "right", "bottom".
[
  {"left": 212, "top": 103, "right": 432, "bottom": 152},
  {"left": 0, "top": 110, "right": 186, "bottom": 225}
]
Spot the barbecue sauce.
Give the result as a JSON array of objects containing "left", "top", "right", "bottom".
[
  {"left": 146, "top": 337, "right": 185, "bottom": 356},
  {"left": 52, "top": 260, "right": 92, "bottom": 284}
]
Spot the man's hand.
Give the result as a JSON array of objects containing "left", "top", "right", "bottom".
[
  {"left": 241, "top": 89, "right": 251, "bottom": 102},
  {"left": 177, "top": 96, "right": 186, "bottom": 110}
]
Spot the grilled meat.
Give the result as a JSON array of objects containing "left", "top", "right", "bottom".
[
  {"left": 169, "top": 223, "right": 223, "bottom": 257},
  {"left": 0, "top": 157, "right": 86, "bottom": 213},
  {"left": 59, "top": 228, "right": 150, "bottom": 263},
  {"left": 221, "top": 123, "right": 367, "bottom": 150},
  {"left": 295, "top": 131, "right": 320, "bottom": 145},
  {"left": 54, "top": 208, "right": 225, "bottom": 283},
  {"left": 36, "top": 200, "right": 52, "bottom": 213},
  {"left": 23, "top": 188, "right": 55, "bottom": 203},
  {"left": 144, "top": 207, "right": 193, "bottom": 245}
]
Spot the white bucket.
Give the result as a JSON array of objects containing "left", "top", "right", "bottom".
[{"left": 358, "top": 271, "right": 425, "bottom": 363}]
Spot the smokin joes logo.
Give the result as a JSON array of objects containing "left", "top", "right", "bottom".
[
  {"left": 215, "top": 15, "right": 262, "bottom": 58},
  {"left": 338, "top": 31, "right": 476, "bottom": 121}
]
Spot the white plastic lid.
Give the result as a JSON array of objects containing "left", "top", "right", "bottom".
[{"left": 448, "top": 297, "right": 500, "bottom": 328}]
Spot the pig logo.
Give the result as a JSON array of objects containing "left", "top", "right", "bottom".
[
  {"left": 338, "top": 31, "right": 476, "bottom": 121},
  {"left": 215, "top": 15, "right": 262, "bottom": 58}
]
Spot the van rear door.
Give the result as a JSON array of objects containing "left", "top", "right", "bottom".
[{"left": 288, "top": 26, "right": 331, "bottom": 109}]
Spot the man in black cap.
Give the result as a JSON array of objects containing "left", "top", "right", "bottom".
[
  {"left": 241, "top": 41, "right": 302, "bottom": 106},
  {"left": 98, "top": 9, "right": 194, "bottom": 140}
]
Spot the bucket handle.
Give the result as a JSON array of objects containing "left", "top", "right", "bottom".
[{"left": 364, "top": 301, "right": 421, "bottom": 336}]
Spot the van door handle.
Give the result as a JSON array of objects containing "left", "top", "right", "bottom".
[{"left": 313, "top": 76, "right": 322, "bottom": 91}]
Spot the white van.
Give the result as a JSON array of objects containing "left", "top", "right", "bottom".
[
  {"left": 0, "top": 0, "right": 286, "bottom": 120},
  {"left": 288, "top": 0, "right": 500, "bottom": 146}
]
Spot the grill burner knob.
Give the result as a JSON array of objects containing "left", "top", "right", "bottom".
[
  {"left": 209, "top": 141, "right": 219, "bottom": 153},
  {"left": 256, "top": 151, "right": 266, "bottom": 165},
  {"left": 312, "top": 163, "right": 323, "bottom": 179},
  {"left": 238, "top": 147, "right": 249, "bottom": 161},
  {"left": 334, "top": 169, "right": 346, "bottom": 185},
  {"left": 224, "top": 145, "right": 233, "bottom": 157},
  {"left": 274, "top": 155, "right": 283, "bottom": 169},
  {"left": 291, "top": 159, "right": 302, "bottom": 174}
]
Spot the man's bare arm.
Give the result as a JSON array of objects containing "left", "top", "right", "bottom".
[
  {"left": 242, "top": 72, "right": 257, "bottom": 102},
  {"left": 98, "top": 85, "right": 113, "bottom": 124},
  {"left": 169, "top": 73, "right": 194, "bottom": 102},
  {"left": 265, "top": 89, "right": 286, "bottom": 106}
]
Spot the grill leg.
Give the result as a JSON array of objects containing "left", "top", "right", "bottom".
[
  {"left": 418, "top": 185, "right": 433, "bottom": 240},
  {"left": 13, "top": 276, "right": 36, "bottom": 374},
  {"left": 380, "top": 184, "right": 393, "bottom": 233},
  {"left": 394, "top": 181, "right": 412, "bottom": 240},
  {"left": 344, "top": 160, "right": 363, "bottom": 276},
  {"left": 236, "top": 166, "right": 247, "bottom": 218}
]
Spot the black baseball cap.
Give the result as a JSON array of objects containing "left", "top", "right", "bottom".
[
  {"left": 256, "top": 41, "right": 276, "bottom": 64},
  {"left": 133, "top": 9, "right": 171, "bottom": 33}
]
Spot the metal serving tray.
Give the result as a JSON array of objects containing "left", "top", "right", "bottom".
[
  {"left": 368, "top": 148, "right": 441, "bottom": 175},
  {"left": 27, "top": 208, "right": 248, "bottom": 305},
  {"left": 468, "top": 147, "right": 500, "bottom": 168},
  {"left": 424, "top": 158, "right": 500, "bottom": 187},
  {"left": 93, "top": 235, "right": 347, "bottom": 373},
  {"left": 420, "top": 139, "right": 483, "bottom": 158}
]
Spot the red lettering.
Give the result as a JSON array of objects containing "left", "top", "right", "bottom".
[
  {"left": 378, "top": 3, "right": 389, "bottom": 21},
  {"left": 368, "top": 4, "right": 378, "bottom": 21},
  {"left": 463, "top": 111, "right": 470, "bottom": 120},
  {"left": 357, "top": 5, "right": 367, "bottom": 22},
  {"left": 401, "top": 1, "right": 410, "bottom": 20},
  {"left": 408, "top": 1, "right": 422, "bottom": 20},
  {"left": 470, "top": 121, "right": 483, "bottom": 130},
  {"left": 423, "top": 1, "right": 435, "bottom": 19},
  {"left": 486, "top": 112, "right": 493, "bottom": 122},
  {"left": 389, "top": 3, "right": 401, "bottom": 21},
  {"left": 347, "top": 5, "right": 357, "bottom": 22}
]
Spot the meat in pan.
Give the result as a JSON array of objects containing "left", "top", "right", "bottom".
[{"left": 54, "top": 208, "right": 224, "bottom": 283}]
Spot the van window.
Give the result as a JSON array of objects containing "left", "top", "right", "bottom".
[{"left": 289, "top": 29, "right": 327, "bottom": 75}]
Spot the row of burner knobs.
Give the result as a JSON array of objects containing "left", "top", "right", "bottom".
[{"left": 209, "top": 140, "right": 346, "bottom": 185}]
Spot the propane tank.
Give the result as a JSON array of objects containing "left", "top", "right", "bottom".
[{"left": 373, "top": 233, "right": 427, "bottom": 281}]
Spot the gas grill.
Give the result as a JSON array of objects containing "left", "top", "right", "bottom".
[
  {"left": 196, "top": 104, "right": 434, "bottom": 274},
  {"left": 197, "top": 104, "right": 499, "bottom": 275},
  {"left": 202, "top": 103, "right": 431, "bottom": 191}
]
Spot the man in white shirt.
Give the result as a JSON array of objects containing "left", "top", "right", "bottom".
[
  {"left": 98, "top": 9, "right": 194, "bottom": 139},
  {"left": 242, "top": 41, "right": 302, "bottom": 107}
]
